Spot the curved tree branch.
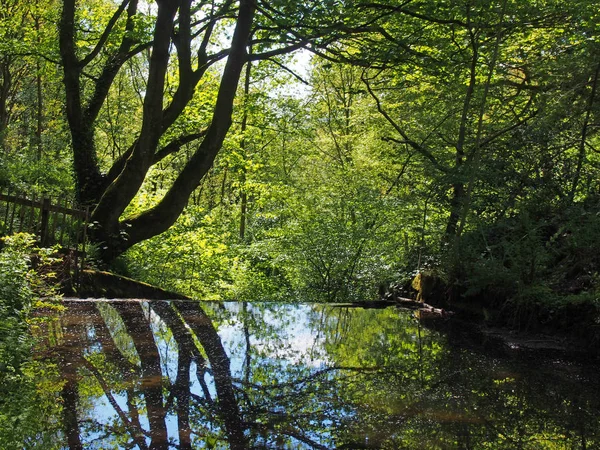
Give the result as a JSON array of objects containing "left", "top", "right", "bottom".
[{"left": 79, "top": 0, "right": 131, "bottom": 68}]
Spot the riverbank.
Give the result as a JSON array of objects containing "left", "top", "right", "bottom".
[
  {"left": 58, "top": 265, "right": 600, "bottom": 356},
  {"left": 448, "top": 294, "right": 600, "bottom": 355},
  {"left": 62, "top": 269, "right": 190, "bottom": 300}
]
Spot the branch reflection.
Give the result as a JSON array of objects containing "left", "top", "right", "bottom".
[{"left": 48, "top": 301, "right": 600, "bottom": 449}]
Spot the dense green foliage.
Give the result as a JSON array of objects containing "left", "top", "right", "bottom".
[
  {"left": 2, "top": 3, "right": 600, "bottom": 445},
  {"left": 0, "top": 234, "right": 62, "bottom": 448},
  {"left": 0, "top": 0, "right": 599, "bottom": 316}
]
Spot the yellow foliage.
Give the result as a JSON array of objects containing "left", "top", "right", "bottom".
[{"left": 412, "top": 270, "right": 438, "bottom": 303}]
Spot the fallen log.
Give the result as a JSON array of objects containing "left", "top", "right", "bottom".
[{"left": 331, "top": 296, "right": 454, "bottom": 319}]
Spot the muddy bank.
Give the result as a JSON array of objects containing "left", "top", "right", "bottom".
[
  {"left": 402, "top": 298, "right": 600, "bottom": 361},
  {"left": 364, "top": 285, "right": 599, "bottom": 359},
  {"left": 63, "top": 269, "right": 190, "bottom": 300},
  {"left": 382, "top": 274, "right": 600, "bottom": 356},
  {"left": 447, "top": 296, "right": 600, "bottom": 356}
]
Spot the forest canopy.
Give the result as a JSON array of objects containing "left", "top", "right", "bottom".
[{"left": 1, "top": 0, "right": 599, "bottom": 308}]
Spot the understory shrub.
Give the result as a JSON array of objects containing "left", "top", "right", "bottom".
[{"left": 0, "top": 233, "right": 63, "bottom": 448}]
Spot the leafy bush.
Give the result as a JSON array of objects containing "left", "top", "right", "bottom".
[
  {"left": 457, "top": 197, "right": 600, "bottom": 331},
  {"left": 125, "top": 206, "right": 235, "bottom": 299},
  {"left": 0, "top": 233, "right": 63, "bottom": 448}
]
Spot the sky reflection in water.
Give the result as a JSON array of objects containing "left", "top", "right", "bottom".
[{"left": 37, "top": 300, "right": 600, "bottom": 449}]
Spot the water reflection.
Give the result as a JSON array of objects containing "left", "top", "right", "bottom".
[{"left": 34, "top": 300, "right": 600, "bottom": 449}]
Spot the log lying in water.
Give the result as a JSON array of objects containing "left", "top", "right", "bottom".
[
  {"left": 413, "top": 305, "right": 454, "bottom": 320},
  {"left": 333, "top": 297, "right": 454, "bottom": 319},
  {"left": 393, "top": 297, "right": 454, "bottom": 319}
]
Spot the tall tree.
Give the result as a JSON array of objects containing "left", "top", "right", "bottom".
[
  {"left": 58, "top": 0, "right": 369, "bottom": 261},
  {"left": 324, "top": 0, "right": 600, "bottom": 252},
  {"left": 0, "top": 0, "right": 52, "bottom": 153}
]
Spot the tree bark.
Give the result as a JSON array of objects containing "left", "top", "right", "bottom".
[
  {"left": 0, "top": 61, "right": 11, "bottom": 150},
  {"left": 91, "top": 0, "right": 180, "bottom": 229},
  {"left": 239, "top": 49, "right": 252, "bottom": 241},
  {"left": 59, "top": 0, "right": 104, "bottom": 204},
  {"left": 569, "top": 59, "right": 600, "bottom": 201}
]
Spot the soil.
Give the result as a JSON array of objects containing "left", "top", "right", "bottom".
[{"left": 62, "top": 269, "right": 190, "bottom": 300}]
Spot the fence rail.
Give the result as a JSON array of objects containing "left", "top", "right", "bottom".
[{"left": 0, "top": 190, "right": 90, "bottom": 277}]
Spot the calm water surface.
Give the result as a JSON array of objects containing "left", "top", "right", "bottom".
[{"left": 32, "top": 300, "right": 600, "bottom": 449}]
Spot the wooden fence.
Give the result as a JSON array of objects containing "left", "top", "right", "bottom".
[{"left": 0, "top": 190, "right": 90, "bottom": 276}]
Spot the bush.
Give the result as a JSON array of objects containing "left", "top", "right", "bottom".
[{"left": 0, "top": 233, "right": 63, "bottom": 448}]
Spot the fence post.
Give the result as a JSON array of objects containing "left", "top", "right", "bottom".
[
  {"left": 2, "top": 189, "right": 10, "bottom": 227},
  {"left": 40, "top": 197, "right": 51, "bottom": 246},
  {"left": 7, "top": 191, "right": 17, "bottom": 235},
  {"left": 80, "top": 206, "right": 90, "bottom": 276}
]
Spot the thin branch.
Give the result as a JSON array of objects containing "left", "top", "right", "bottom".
[
  {"left": 280, "top": 429, "right": 330, "bottom": 450},
  {"left": 266, "top": 58, "right": 310, "bottom": 85},
  {"left": 153, "top": 131, "right": 208, "bottom": 163},
  {"left": 237, "top": 366, "right": 381, "bottom": 391},
  {"left": 477, "top": 108, "right": 537, "bottom": 150},
  {"left": 384, "top": 152, "right": 414, "bottom": 196},
  {"left": 250, "top": 41, "right": 309, "bottom": 61},
  {"left": 363, "top": 74, "right": 449, "bottom": 173},
  {"left": 79, "top": 0, "right": 130, "bottom": 67},
  {"left": 586, "top": 141, "right": 599, "bottom": 154},
  {"left": 80, "top": 356, "right": 149, "bottom": 450}
]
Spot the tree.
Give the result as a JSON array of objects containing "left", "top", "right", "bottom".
[
  {"left": 0, "top": 0, "right": 33, "bottom": 150},
  {"left": 354, "top": 0, "right": 600, "bottom": 300},
  {"left": 57, "top": 0, "right": 376, "bottom": 261},
  {"left": 0, "top": 0, "right": 73, "bottom": 194},
  {"left": 309, "top": 1, "right": 600, "bottom": 270},
  {"left": 259, "top": 61, "right": 417, "bottom": 300}
]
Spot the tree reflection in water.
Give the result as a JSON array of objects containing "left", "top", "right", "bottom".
[{"left": 40, "top": 300, "right": 600, "bottom": 449}]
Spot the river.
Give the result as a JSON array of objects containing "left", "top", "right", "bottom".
[{"left": 22, "top": 299, "right": 600, "bottom": 448}]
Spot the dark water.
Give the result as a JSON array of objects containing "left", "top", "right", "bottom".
[{"left": 27, "top": 300, "right": 600, "bottom": 449}]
